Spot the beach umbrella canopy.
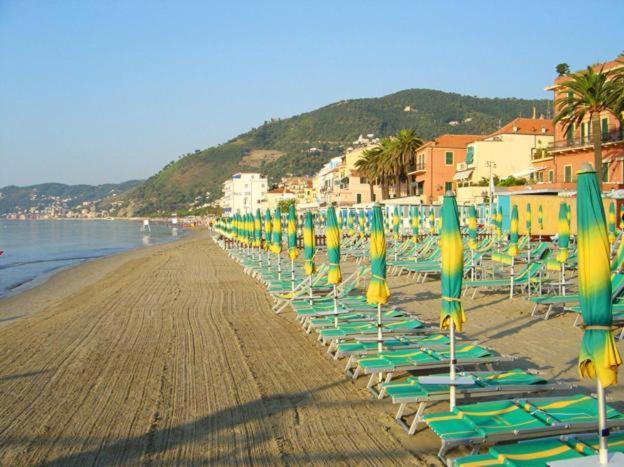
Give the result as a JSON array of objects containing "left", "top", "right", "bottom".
[
  {"left": 336, "top": 209, "right": 343, "bottom": 229},
  {"left": 254, "top": 209, "right": 262, "bottom": 247},
  {"left": 468, "top": 205, "right": 478, "bottom": 250},
  {"left": 620, "top": 204, "right": 624, "bottom": 230},
  {"left": 270, "top": 208, "right": 282, "bottom": 254},
  {"left": 429, "top": 208, "right": 435, "bottom": 234},
  {"left": 577, "top": 165, "right": 622, "bottom": 462},
  {"left": 508, "top": 205, "right": 519, "bottom": 257},
  {"left": 326, "top": 207, "right": 342, "bottom": 285},
  {"left": 608, "top": 201, "right": 617, "bottom": 245},
  {"left": 410, "top": 206, "right": 419, "bottom": 243},
  {"left": 577, "top": 167, "right": 622, "bottom": 386},
  {"left": 347, "top": 210, "right": 355, "bottom": 236},
  {"left": 496, "top": 206, "right": 503, "bottom": 237},
  {"left": 232, "top": 213, "right": 239, "bottom": 239},
  {"left": 556, "top": 202, "right": 570, "bottom": 263},
  {"left": 358, "top": 209, "right": 366, "bottom": 237},
  {"left": 264, "top": 209, "right": 273, "bottom": 250},
  {"left": 366, "top": 205, "right": 390, "bottom": 305},
  {"left": 392, "top": 206, "right": 400, "bottom": 240},
  {"left": 526, "top": 203, "right": 532, "bottom": 236},
  {"left": 538, "top": 205, "right": 544, "bottom": 232},
  {"left": 287, "top": 205, "right": 298, "bottom": 260},
  {"left": 303, "top": 212, "right": 316, "bottom": 275},
  {"left": 440, "top": 193, "right": 465, "bottom": 331}
]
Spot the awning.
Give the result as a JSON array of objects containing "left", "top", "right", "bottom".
[
  {"left": 513, "top": 166, "right": 545, "bottom": 178},
  {"left": 453, "top": 169, "right": 473, "bottom": 181}
]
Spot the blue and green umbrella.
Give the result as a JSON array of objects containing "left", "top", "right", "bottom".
[
  {"left": 556, "top": 202, "right": 570, "bottom": 263},
  {"left": 358, "top": 209, "right": 366, "bottom": 237},
  {"left": 429, "top": 207, "right": 435, "bottom": 234},
  {"left": 576, "top": 165, "right": 622, "bottom": 461},
  {"left": 538, "top": 204, "right": 544, "bottom": 234},
  {"left": 468, "top": 205, "right": 477, "bottom": 250},
  {"left": 347, "top": 210, "right": 355, "bottom": 236},
  {"left": 271, "top": 208, "right": 282, "bottom": 255}
]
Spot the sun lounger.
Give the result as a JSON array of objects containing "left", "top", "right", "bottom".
[
  {"left": 385, "top": 369, "right": 561, "bottom": 434},
  {"left": 425, "top": 393, "right": 624, "bottom": 462}
]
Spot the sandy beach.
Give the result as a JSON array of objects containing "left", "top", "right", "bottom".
[{"left": 1, "top": 232, "right": 623, "bottom": 465}]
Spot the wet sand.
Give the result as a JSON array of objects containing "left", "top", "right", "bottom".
[{"left": 1, "top": 232, "right": 622, "bottom": 465}]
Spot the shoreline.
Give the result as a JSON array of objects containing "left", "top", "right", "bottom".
[{"left": 0, "top": 229, "right": 197, "bottom": 327}]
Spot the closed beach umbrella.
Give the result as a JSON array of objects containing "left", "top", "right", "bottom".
[
  {"left": 468, "top": 205, "right": 477, "bottom": 250},
  {"left": 620, "top": 204, "right": 624, "bottom": 230},
  {"left": 347, "top": 210, "right": 355, "bottom": 236},
  {"left": 608, "top": 201, "right": 617, "bottom": 245},
  {"left": 303, "top": 212, "right": 316, "bottom": 275},
  {"left": 326, "top": 207, "right": 342, "bottom": 285},
  {"left": 366, "top": 204, "right": 390, "bottom": 353},
  {"left": 411, "top": 206, "right": 419, "bottom": 243},
  {"left": 440, "top": 192, "right": 465, "bottom": 409},
  {"left": 392, "top": 206, "right": 400, "bottom": 240},
  {"left": 508, "top": 205, "right": 519, "bottom": 257},
  {"left": 232, "top": 213, "right": 239, "bottom": 240},
  {"left": 326, "top": 207, "right": 342, "bottom": 325},
  {"left": 429, "top": 207, "right": 435, "bottom": 234},
  {"left": 557, "top": 202, "right": 570, "bottom": 263},
  {"left": 271, "top": 208, "right": 282, "bottom": 254},
  {"left": 254, "top": 209, "right": 262, "bottom": 248},
  {"left": 358, "top": 209, "right": 366, "bottom": 237},
  {"left": 496, "top": 206, "right": 503, "bottom": 238},
  {"left": 576, "top": 164, "right": 622, "bottom": 463},
  {"left": 287, "top": 205, "right": 298, "bottom": 260},
  {"left": 526, "top": 203, "right": 532, "bottom": 236},
  {"left": 336, "top": 209, "right": 342, "bottom": 229},
  {"left": 264, "top": 209, "right": 272, "bottom": 251}
]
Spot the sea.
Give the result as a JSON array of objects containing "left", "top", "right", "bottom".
[{"left": 0, "top": 219, "right": 183, "bottom": 297}]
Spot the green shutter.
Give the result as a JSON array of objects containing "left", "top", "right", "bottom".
[
  {"left": 602, "top": 118, "right": 609, "bottom": 136},
  {"left": 466, "top": 146, "right": 474, "bottom": 165},
  {"left": 445, "top": 151, "right": 453, "bottom": 165}
]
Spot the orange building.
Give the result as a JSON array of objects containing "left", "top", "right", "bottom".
[
  {"left": 530, "top": 58, "right": 624, "bottom": 190},
  {"left": 407, "top": 134, "right": 484, "bottom": 203}
]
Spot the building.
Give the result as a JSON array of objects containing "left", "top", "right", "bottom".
[
  {"left": 332, "top": 146, "right": 384, "bottom": 206},
  {"left": 265, "top": 187, "right": 296, "bottom": 210},
  {"left": 280, "top": 176, "right": 315, "bottom": 205},
  {"left": 531, "top": 58, "right": 624, "bottom": 190},
  {"left": 408, "top": 134, "right": 484, "bottom": 204},
  {"left": 316, "top": 156, "right": 343, "bottom": 205},
  {"left": 219, "top": 172, "right": 268, "bottom": 216}
]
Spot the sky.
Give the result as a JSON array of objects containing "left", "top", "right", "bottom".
[{"left": 1, "top": 1, "right": 623, "bottom": 187}]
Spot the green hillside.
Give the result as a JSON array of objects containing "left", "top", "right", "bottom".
[{"left": 126, "top": 88, "right": 551, "bottom": 215}]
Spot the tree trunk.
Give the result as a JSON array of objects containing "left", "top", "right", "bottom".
[
  {"left": 592, "top": 115, "right": 603, "bottom": 191},
  {"left": 368, "top": 182, "right": 374, "bottom": 202},
  {"left": 394, "top": 171, "right": 401, "bottom": 198},
  {"left": 381, "top": 181, "right": 389, "bottom": 200}
]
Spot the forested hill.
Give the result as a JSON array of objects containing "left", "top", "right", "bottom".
[{"left": 125, "top": 88, "right": 551, "bottom": 215}]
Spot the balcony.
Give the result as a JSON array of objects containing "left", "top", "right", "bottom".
[
  {"left": 531, "top": 147, "right": 552, "bottom": 161},
  {"left": 407, "top": 162, "right": 426, "bottom": 174},
  {"left": 549, "top": 127, "right": 624, "bottom": 153}
]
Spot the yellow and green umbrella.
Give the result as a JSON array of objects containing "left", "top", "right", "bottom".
[
  {"left": 287, "top": 205, "right": 298, "bottom": 260},
  {"left": 556, "top": 202, "right": 570, "bottom": 263},
  {"left": 358, "top": 209, "right": 366, "bottom": 237},
  {"left": 326, "top": 207, "right": 342, "bottom": 285},
  {"left": 538, "top": 204, "right": 544, "bottom": 233},
  {"left": 254, "top": 209, "right": 262, "bottom": 248},
  {"left": 264, "top": 209, "right": 273, "bottom": 252},
  {"left": 467, "top": 205, "right": 477, "bottom": 250},
  {"left": 440, "top": 192, "right": 465, "bottom": 409},
  {"left": 576, "top": 165, "right": 622, "bottom": 462},
  {"left": 526, "top": 203, "right": 532, "bottom": 236},
  {"left": 496, "top": 206, "right": 503, "bottom": 238},
  {"left": 620, "top": 204, "right": 624, "bottom": 230},
  {"left": 303, "top": 212, "right": 315, "bottom": 275},
  {"left": 508, "top": 205, "right": 519, "bottom": 257},
  {"left": 271, "top": 208, "right": 282, "bottom": 255},
  {"left": 410, "top": 206, "right": 419, "bottom": 243},
  {"left": 366, "top": 204, "right": 390, "bottom": 353},
  {"left": 347, "top": 210, "right": 355, "bottom": 236},
  {"left": 231, "top": 213, "right": 239, "bottom": 240},
  {"left": 429, "top": 207, "right": 435, "bottom": 234},
  {"left": 608, "top": 201, "right": 617, "bottom": 245},
  {"left": 392, "top": 206, "right": 400, "bottom": 240}
]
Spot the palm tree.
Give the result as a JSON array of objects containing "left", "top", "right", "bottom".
[
  {"left": 393, "top": 129, "right": 423, "bottom": 195},
  {"left": 355, "top": 148, "right": 379, "bottom": 201},
  {"left": 554, "top": 65, "right": 619, "bottom": 189}
]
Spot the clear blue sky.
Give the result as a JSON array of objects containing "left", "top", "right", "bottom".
[{"left": 1, "top": 0, "right": 623, "bottom": 187}]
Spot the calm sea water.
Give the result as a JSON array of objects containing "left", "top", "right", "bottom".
[{"left": 0, "top": 220, "right": 183, "bottom": 297}]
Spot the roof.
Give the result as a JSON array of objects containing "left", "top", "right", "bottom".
[
  {"left": 417, "top": 134, "right": 485, "bottom": 151},
  {"left": 553, "top": 58, "right": 624, "bottom": 86},
  {"left": 267, "top": 188, "right": 294, "bottom": 194},
  {"left": 489, "top": 118, "right": 553, "bottom": 137}
]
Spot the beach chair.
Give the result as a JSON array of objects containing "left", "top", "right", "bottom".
[
  {"left": 425, "top": 393, "right": 624, "bottom": 463},
  {"left": 346, "top": 344, "right": 514, "bottom": 397},
  {"left": 463, "top": 260, "right": 545, "bottom": 299},
  {"left": 330, "top": 333, "right": 450, "bottom": 359},
  {"left": 318, "top": 318, "right": 426, "bottom": 346},
  {"left": 385, "top": 369, "right": 561, "bottom": 435}
]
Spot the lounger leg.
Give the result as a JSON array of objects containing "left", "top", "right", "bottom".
[
  {"left": 377, "top": 373, "right": 393, "bottom": 400},
  {"left": 471, "top": 287, "right": 478, "bottom": 299},
  {"left": 531, "top": 303, "right": 538, "bottom": 317},
  {"left": 366, "top": 373, "right": 377, "bottom": 390},
  {"left": 408, "top": 402, "right": 427, "bottom": 435},
  {"left": 544, "top": 304, "right": 553, "bottom": 320},
  {"left": 344, "top": 356, "right": 354, "bottom": 373},
  {"left": 395, "top": 402, "right": 406, "bottom": 421},
  {"left": 573, "top": 314, "right": 580, "bottom": 327}
]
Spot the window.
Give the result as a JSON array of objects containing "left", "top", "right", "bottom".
[
  {"left": 466, "top": 146, "right": 474, "bottom": 165},
  {"left": 536, "top": 171, "right": 544, "bottom": 182},
  {"left": 564, "top": 165, "right": 572, "bottom": 183},
  {"left": 359, "top": 177, "right": 367, "bottom": 184},
  {"left": 548, "top": 170, "right": 554, "bottom": 183},
  {"left": 372, "top": 193, "right": 376, "bottom": 201},
  {"left": 444, "top": 181, "right": 453, "bottom": 193},
  {"left": 566, "top": 126, "right": 574, "bottom": 142},
  {"left": 602, "top": 118, "right": 609, "bottom": 136},
  {"left": 445, "top": 151, "right": 454, "bottom": 165},
  {"left": 356, "top": 193, "right": 362, "bottom": 203},
  {"left": 580, "top": 122, "right": 586, "bottom": 142},
  {"left": 603, "top": 162, "right": 609, "bottom": 183}
]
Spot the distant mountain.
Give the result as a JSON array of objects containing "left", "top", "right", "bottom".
[
  {"left": 0, "top": 180, "right": 142, "bottom": 215},
  {"left": 123, "top": 88, "right": 551, "bottom": 215}
]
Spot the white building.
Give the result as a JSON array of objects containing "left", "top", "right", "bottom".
[
  {"left": 220, "top": 172, "right": 268, "bottom": 216},
  {"left": 315, "top": 156, "right": 343, "bottom": 205}
]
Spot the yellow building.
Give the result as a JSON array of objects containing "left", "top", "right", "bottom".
[
  {"left": 280, "top": 176, "right": 315, "bottom": 204},
  {"left": 265, "top": 187, "right": 296, "bottom": 210}
]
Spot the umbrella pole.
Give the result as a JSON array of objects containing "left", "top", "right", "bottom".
[
  {"left": 277, "top": 255, "right": 282, "bottom": 281},
  {"left": 510, "top": 257, "right": 515, "bottom": 299},
  {"left": 561, "top": 263, "right": 566, "bottom": 296},
  {"left": 333, "top": 285, "right": 338, "bottom": 327},
  {"left": 471, "top": 249, "right": 475, "bottom": 281},
  {"left": 308, "top": 275, "right": 313, "bottom": 306},
  {"left": 449, "top": 318, "right": 456, "bottom": 410},
  {"left": 377, "top": 303, "right": 383, "bottom": 384},
  {"left": 598, "top": 378, "right": 609, "bottom": 464},
  {"left": 291, "top": 259, "right": 295, "bottom": 291}
]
